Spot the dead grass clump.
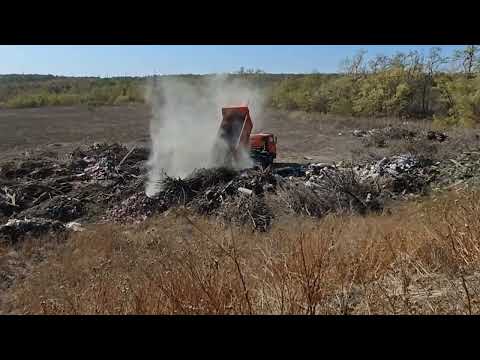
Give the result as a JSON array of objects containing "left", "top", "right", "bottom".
[
  {"left": 217, "top": 194, "right": 273, "bottom": 232},
  {"left": 4, "top": 190, "right": 480, "bottom": 314},
  {"left": 387, "top": 139, "right": 439, "bottom": 159},
  {"left": 277, "top": 167, "right": 382, "bottom": 218}
]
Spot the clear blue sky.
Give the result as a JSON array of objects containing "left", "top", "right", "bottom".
[{"left": 0, "top": 45, "right": 464, "bottom": 77}]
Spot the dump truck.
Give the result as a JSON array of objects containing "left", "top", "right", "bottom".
[{"left": 214, "top": 105, "right": 277, "bottom": 169}]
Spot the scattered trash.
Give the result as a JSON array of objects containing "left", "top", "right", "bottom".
[
  {"left": 426, "top": 130, "right": 448, "bottom": 142},
  {"left": 352, "top": 126, "right": 448, "bottom": 148},
  {"left": 352, "top": 129, "right": 368, "bottom": 137},
  {"left": 0, "top": 217, "right": 66, "bottom": 244},
  {"left": 65, "top": 221, "right": 84, "bottom": 232},
  {"left": 238, "top": 187, "right": 253, "bottom": 196},
  {"left": 274, "top": 166, "right": 306, "bottom": 177}
]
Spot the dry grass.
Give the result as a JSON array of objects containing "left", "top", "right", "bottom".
[{"left": 3, "top": 189, "right": 480, "bottom": 315}]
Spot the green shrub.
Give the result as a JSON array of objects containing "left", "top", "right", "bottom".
[
  {"left": 5, "top": 94, "right": 45, "bottom": 108},
  {"left": 53, "top": 94, "right": 83, "bottom": 106},
  {"left": 0, "top": 76, "right": 147, "bottom": 108},
  {"left": 271, "top": 76, "right": 333, "bottom": 113},
  {"left": 435, "top": 75, "right": 480, "bottom": 127},
  {"left": 352, "top": 67, "right": 415, "bottom": 117}
]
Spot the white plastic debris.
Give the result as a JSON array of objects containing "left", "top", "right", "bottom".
[
  {"left": 238, "top": 187, "right": 253, "bottom": 196},
  {"left": 66, "top": 221, "right": 84, "bottom": 232}
]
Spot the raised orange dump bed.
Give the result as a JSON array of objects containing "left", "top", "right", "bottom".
[{"left": 219, "top": 106, "right": 252, "bottom": 150}]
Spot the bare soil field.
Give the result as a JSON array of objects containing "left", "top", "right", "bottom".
[{"left": 0, "top": 105, "right": 150, "bottom": 161}]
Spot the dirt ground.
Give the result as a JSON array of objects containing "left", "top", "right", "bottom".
[
  {"left": 0, "top": 105, "right": 387, "bottom": 164},
  {"left": 0, "top": 105, "right": 150, "bottom": 161}
]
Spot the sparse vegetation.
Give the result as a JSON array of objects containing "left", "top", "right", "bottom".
[
  {"left": 2, "top": 45, "right": 479, "bottom": 129},
  {"left": 3, "top": 189, "right": 480, "bottom": 315},
  {"left": 0, "top": 75, "right": 146, "bottom": 108}
]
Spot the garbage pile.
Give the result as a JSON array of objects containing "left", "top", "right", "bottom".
[
  {"left": 274, "top": 154, "right": 435, "bottom": 218},
  {"left": 104, "top": 192, "right": 166, "bottom": 223},
  {"left": 3, "top": 140, "right": 479, "bottom": 240},
  {"left": 107, "top": 161, "right": 384, "bottom": 231},
  {"left": 352, "top": 154, "right": 436, "bottom": 198},
  {"left": 353, "top": 127, "right": 417, "bottom": 140},
  {"left": 277, "top": 164, "right": 382, "bottom": 218},
  {"left": 188, "top": 168, "right": 276, "bottom": 231},
  {"left": 104, "top": 167, "right": 239, "bottom": 224},
  {"left": 426, "top": 130, "right": 448, "bottom": 142},
  {"left": 1, "top": 143, "right": 149, "bottom": 243},
  {"left": 106, "top": 167, "right": 276, "bottom": 231},
  {"left": 18, "top": 195, "right": 85, "bottom": 222},
  {"left": 352, "top": 127, "right": 448, "bottom": 148}
]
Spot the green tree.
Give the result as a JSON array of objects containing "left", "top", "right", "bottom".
[
  {"left": 435, "top": 74, "right": 480, "bottom": 127},
  {"left": 452, "top": 46, "right": 480, "bottom": 78}
]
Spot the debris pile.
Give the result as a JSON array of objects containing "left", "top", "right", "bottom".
[
  {"left": 0, "top": 143, "right": 149, "bottom": 241},
  {"left": 0, "top": 217, "right": 65, "bottom": 245},
  {"left": 352, "top": 127, "right": 448, "bottom": 147},
  {"left": 353, "top": 127, "right": 417, "bottom": 140},
  {"left": 426, "top": 130, "right": 448, "bottom": 142},
  {"left": 278, "top": 162, "right": 382, "bottom": 217},
  {"left": 105, "top": 192, "right": 167, "bottom": 223},
  {"left": 436, "top": 149, "right": 480, "bottom": 188},
  {"left": 105, "top": 167, "right": 238, "bottom": 224},
  {"left": 188, "top": 168, "right": 277, "bottom": 231},
  {"left": 216, "top": 193, "right": 273, "bottom": 232},
  {"left": 2, "top": 138, "right": 479, "bottom": 239},
  {"left": 107, "top": 167, "right": 276, "bottom": 231},
  {"left": 17, "top": 195, "right": 85, "bottom": 222},
  {"left": 353, "top": 154, "right": 436, "bottom": 198}
]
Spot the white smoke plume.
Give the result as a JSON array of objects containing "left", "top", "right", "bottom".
[{"left": 145, "top": 75, "right": 265, "bottom": 197}]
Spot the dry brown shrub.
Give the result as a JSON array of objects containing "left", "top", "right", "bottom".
[{"left": 3, "top": 190, "right": 480, "bottom": 315}]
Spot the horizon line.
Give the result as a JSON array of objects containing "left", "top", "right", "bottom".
[{"left": 0, "top": 72, "right": 341, "bottom": 78}]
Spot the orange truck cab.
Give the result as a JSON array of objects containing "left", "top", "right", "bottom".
[{"left": 217, "top": 106, "right": 277, "bottom": 168}]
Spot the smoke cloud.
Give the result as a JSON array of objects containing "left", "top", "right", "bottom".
[{"left": 145, "top": 75, "right": 265, "bottom": 197}]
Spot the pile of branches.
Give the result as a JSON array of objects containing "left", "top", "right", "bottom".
[
  {"left": 278, "top": 166, "right": 382, "bottom": 218},
  {"left": 105, "top": 167, "right": 239, "bottom": 223},
  {"left": 217, "top": 194, "right": 273, "bottom": 232},
  {"left": 0, "top": 143, "right": 149, "bottom": 242},
  {"left": 160, "top": 167, "right": 238, "bottom": 206},
  {"left": 108, "top": 167, "right": 277, "bottom": 230},
  {"left": 435, "top": 148, "right": 480, "bottom": 188},
  {"left": 3, "top": 140, "right": 469, "bottom": 239},
  {"left": 189, "top": 168, "right": 276, "bottom": 231}
]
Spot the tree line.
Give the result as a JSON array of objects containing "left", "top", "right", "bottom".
[
  {"left": 1, "top": 46, "right": 479, "bottom": 127},
  {"left": 271, "top": 46, "right": 480, "bottom": 126}
]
